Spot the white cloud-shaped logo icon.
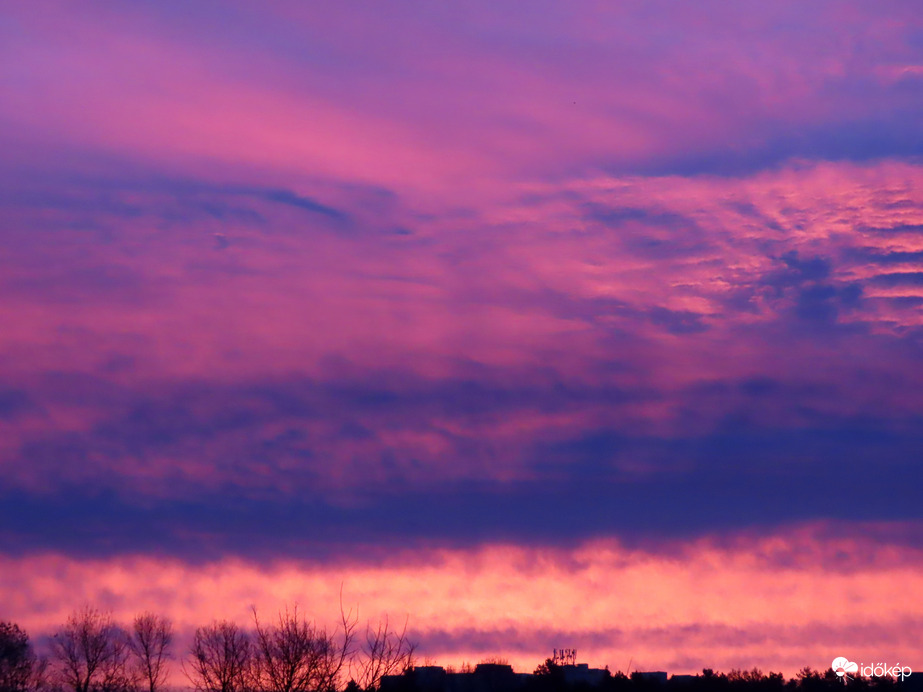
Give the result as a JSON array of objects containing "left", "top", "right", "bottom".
[{"left": 832, "top": 658, "right": 859, "bottom": 678}]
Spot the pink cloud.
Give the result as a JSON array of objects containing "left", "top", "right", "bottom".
[
  {"left": 3, "top": 525, "right": 922, "bottom": 679},
  {"left": 1, "top": 4, "right": 922, "bottom": 677}
]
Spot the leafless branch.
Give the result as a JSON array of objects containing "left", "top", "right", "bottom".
[
  {"left": 50, "top": 607, "right": 136, "bottom": 692},
  {"left": 183, "top": 621, "right": 250, "bottom": 692},
  {"left": 128, "top": 613, "right": 173, "bottom": 692}
]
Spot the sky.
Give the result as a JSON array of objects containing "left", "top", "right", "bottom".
[{"left": 1, "top": 0, "right": 923, "bottom": 679}]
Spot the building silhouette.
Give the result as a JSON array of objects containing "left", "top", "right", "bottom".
[
  {"left": 381, "top": 658, "right": 616, "bottom": 692},
  {"left": 382, "top": 663, "right": 531, "bottom": 692}
]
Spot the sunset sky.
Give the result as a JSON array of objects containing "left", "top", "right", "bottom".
[{"left": 1, "top": 0, "right": 923, "bottom": 678}]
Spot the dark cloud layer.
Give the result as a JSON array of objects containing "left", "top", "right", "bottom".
[{"left": 3, "top": 367, "right": 922, "bottom": 561}]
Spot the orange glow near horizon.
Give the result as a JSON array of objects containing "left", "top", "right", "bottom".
[{"left": 3, "top": 525, "right": 922, "bottom": 680}]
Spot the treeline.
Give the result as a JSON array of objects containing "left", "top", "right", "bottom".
[
  {"left": 3, "top": 617, "right": 918, "bottom": 692},
  {"left": 524, "top": 662, "right": 916, "bottom": 692},
  {"left": 0, "top": 605, "right": 414, "bottom": 692}
]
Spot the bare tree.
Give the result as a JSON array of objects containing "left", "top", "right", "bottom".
[
  {"left": 477, "top": 656, "right": 508, "bottom": 666},
  {"left": 249, "top": 604, "right": 356, "bottom": 692},
  {"left": 50, "top": 608, "right": 135, "bottom": 692},
  {"left": 0, "top": 621, "right": 47, "bottom": 692},
  {"left": 351, "top": 615, "right": 415, "bottom": 691},
  {"left": 184, "top": 621, "right": 250, "bottom": 692},
  {"left": 315, "top": 601, "right": 356, "bottom": 692},
  {"left": 128, "top": 614, "right": 173, "bottom": 692}
]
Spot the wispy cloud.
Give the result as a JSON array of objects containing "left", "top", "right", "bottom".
[{"left": 1, "top": 0, "right": 922, "bottom": 673}]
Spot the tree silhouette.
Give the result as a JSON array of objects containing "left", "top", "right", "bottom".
[
  {"left": 351, "top": 614, "right": 415, "bottom": 691},
  {"left": 50, "top": 607, "right": 136, "bottom": 692},
  {"left": 0, "top": 621, "right": 46, "bottom": 692},
  {"left": 184, "top": 621, "right": 250, "bottom": 692},
  {"left": 249, "top": 605, "right": 354, "bottom": 692},
  {"left": 128, "top": 613, "right": 173, "bottom": 692}
]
